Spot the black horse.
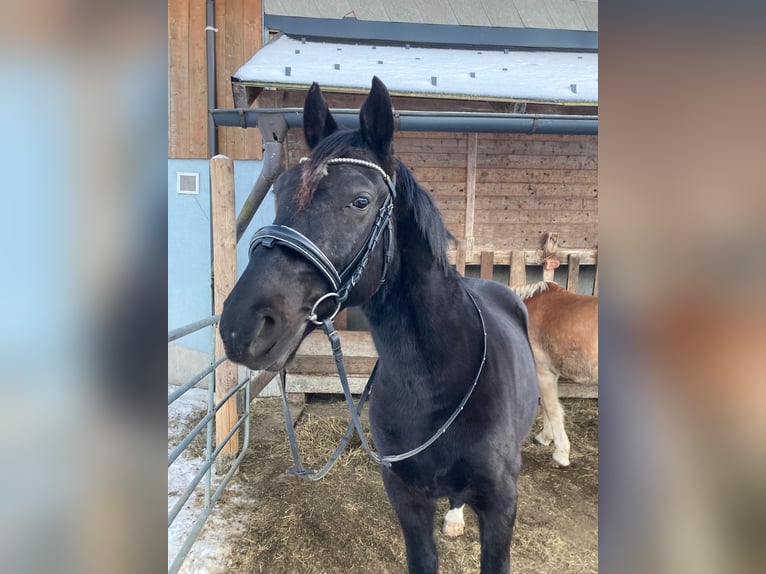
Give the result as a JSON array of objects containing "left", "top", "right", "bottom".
[{"left": 220, "top": 77, "right": 539, "bottom": 573}]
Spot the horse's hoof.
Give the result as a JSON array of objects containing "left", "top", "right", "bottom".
[
  {"left": 442, "top": 520, "right": 465, "bottom": 538},
  {"left": 534, "top": 432, "right": 552, "bottom": 446},
  {"left": 552, "top": 453, "right": 571, "bottom": 468}
]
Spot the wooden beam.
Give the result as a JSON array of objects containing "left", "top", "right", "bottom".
[
  {"left": 447, "top": 248, "right": 598, "bottom": 266},
  {"left": 593, "top": 265, "right": 598, "bottom": 296},
  {"left": 480, "top": 251, "right": 494, "bottom": 280},
  {"left": 559, "top": 382, "right": 598, "bottom": 399},
  {"left": 210, "top": 155, "right": 240, "bottom": 470},
  {"left": 284, "top": 375, "right": 597, "bottom": 399},
  {"left": 567, "top": 254, "right": 581, "bottom": 292},
  {"left": 463, "top": 133, "right": 477, "bottom": 259},
  {"left": 510, "top": 249, "right": 526, "bottom": 287},
  {"left": 455, "top": 239, "right": 467, "bottom": 276}
]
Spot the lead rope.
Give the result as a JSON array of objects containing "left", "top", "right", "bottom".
[{"left": 279, "top": 285, "right": 487, "bottom": 479}]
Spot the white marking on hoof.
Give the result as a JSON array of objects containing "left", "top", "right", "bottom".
[
  {"left": 442, "top": 506, "right": 465, "bottom": 538},
  {"left": 552, "top": 451, "right": 571, "bottom": 467},
  {"left": 535, "top": 431, "right": 552, "bottom": 446}
]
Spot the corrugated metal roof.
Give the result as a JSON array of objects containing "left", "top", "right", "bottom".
[
  {"left": 233, "top": 35, "right": 597, "bottom": 105},
  {"left": 265, "top": 0, "right": 598, "bottom": 31}
]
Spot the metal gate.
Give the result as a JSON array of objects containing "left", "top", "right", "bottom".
[{"left": 167, "top": 315, "right": 250, "bottom": 574}]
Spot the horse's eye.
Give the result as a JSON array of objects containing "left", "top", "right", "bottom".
[{"left": 351, "top": 197, "right": 370, "bottom": 209}]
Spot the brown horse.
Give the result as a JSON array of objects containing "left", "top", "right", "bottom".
[{"left": 514, "top": 281, "right": 598, "bottom": 467}]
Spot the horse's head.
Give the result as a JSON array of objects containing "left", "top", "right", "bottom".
[{"left": 220, "top": 77, "right": 397, "bottom": 371}]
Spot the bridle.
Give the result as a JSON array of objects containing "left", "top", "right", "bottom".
[
  {"left": 248, "top": 157, "right": 486, "bottom": 481},
  {"left": 249, "top": 157, "right": 397, "bottom": 325}
]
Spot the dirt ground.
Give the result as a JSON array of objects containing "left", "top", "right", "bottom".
[{"left": 225, "top": 395, "right": 598, "bottom": 574}]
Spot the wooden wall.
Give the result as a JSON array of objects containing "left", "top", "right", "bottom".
[
  {"left": 286, "top": 128, "right": 598, "bottom": 254},
  {"left": 169, "top": 0, "right": 263, "bottom": 159}
]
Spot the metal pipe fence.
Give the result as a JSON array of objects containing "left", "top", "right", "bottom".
[{"left": 168, "top": 316, "right": 250, "bottom": 574}]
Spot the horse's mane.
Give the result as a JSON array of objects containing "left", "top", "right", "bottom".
[
  {"left": 298, "top": 129, "right": 452, "bottom": 273},
  {"left": 395, "top": 163, "right": 453, "bottom": 273},
  {"left": 510, "top": 281, "right": 555, "bottom": 300}
]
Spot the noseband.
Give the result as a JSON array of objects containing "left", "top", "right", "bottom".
[{"left": 249, "top": 157, "right": 397, "bottom": 325}]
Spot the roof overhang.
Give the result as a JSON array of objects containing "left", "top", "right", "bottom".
[{"left": 233, "top": 34, "right": 598, "bottom": 106}]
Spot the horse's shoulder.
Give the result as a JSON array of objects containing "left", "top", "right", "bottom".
[{"left": 461, "top": 277, "right": 529, "bottom": 333}]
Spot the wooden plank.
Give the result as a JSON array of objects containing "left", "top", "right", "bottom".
[
  {"left": 567, "top": 254, "right": 581, "bottom": 292},
  {"left": 478, "top": 133, "right": 597, "bottom": 143},
  {"left": 509, "top": 249, "right": 526, "bottom": 286},
  {"left": 285, "top": 376, "right": 596, "bottom": 399},
  {"left": 287, "top": 374, "right": 598, "bottom": 399},
  {"left": 473, "top": 223, "right": 598, "bottom": 250},
  {"left": 559, "top": 382, "right": 598, "bottom": 399},
  {"left": 464, "top": 133, "right": 477, "bottom": 258},
  {"left": 476, "top": 138, "right": 598, "bottom": 157},
  {"left": 223, "top": 0, "right": 245, "bottom": 158},
  {"left": 295, "top": 330, "right": 378, "bottom": 357},
  {"left": 437, "top": 195, "right": 598, "bottom": 212},
  {"left": 287, "top": 356, "right": 378, "bottom": 376},
  {"left": 249, "top": 370, "right": 278, "bottom": 397},
  {"left": 210, "top": 155, "right": 239, "bottom": 464},
  {"left": 593, "top": 265, "right": 598, "bottom": 296},
  {"left": 476, "top": 154, "right": 598, "bottom": 170},
  {"left": 474, "top": 210, "right": 596, "bottom": 225},
  {"left": 394, "top": 152, "right": 467, "bottom": 168},
  {"left": 476, "top": 182, "right": 598, "bottom": 198},
  {"left": 286, "top": 375, "right": 370, "bottom": 395},
  {"left": 168, "top": 0, "right": 190, "bottom": 158},
  {"left": 242, "top": 0, "right": 263, "bottom": 159},
  {"left": 455, "top": 239, "right": 466, "bottom": 276},
  {"left": 480, "top": 251, "right": 494, "bottom": 280},
  {"left": 188, "top": 0, "right": 207, "bottom": 158},
  {"left": 407, "top": 167, "right": 598, "bottom": 184}
]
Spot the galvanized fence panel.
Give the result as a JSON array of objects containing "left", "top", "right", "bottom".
[{"left": 168, "top": 316, "right": 250, "bottom": 574}]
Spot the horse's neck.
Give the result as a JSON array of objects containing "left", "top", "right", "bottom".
[{"left": 362, "top": 243, "right": 477, "bottom": 381}]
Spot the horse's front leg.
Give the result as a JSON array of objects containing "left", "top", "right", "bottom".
[
  {"left": 382, "top": 467, "right": 438, "bottom": 574},
  {"left": 473, "top": 482, "right": 518, "bottom": 573}
]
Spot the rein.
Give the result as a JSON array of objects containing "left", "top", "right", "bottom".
[{"left": 249, "top": 157, "right": 485, "bottom": 480}]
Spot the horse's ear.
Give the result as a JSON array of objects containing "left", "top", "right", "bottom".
[
  {"left": 303, "top": 82, "right": 338, "bottom": 150},
  {"left": 359, "top": 76, "right": 394, "bottom": 159}
]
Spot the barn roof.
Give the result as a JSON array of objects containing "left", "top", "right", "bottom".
[
  {"left": 233, "top": 34, "right": 597, "bottom": 105},
  {"left": 264, "top": 0, "right": 598, "bottom": 31}
]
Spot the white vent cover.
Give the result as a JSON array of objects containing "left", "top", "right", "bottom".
[{"left": 176, "top": 172, "right": 199, "bottom": 195}]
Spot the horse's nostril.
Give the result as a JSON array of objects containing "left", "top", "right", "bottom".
[{"left": 253, "top": 310, "right": 280, "bottom": 341}]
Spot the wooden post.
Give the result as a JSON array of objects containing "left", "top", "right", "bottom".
[
  {"left": 480, "top": 251, "right": 494, "bottom": 280},
  {"left": 509, "top": 249, "right": 526, "bottom": 287},
  {"left": 455, "top": 239, "right": 466, "bottom": 276},
  {"left": 463, "top": 133, "right": 477, "bottom": 260},
  {"left": 567, "top": 254, "right": 581, "bottom": 292},
  {"left": 542, "top": 232, "right": 559, "bottom": 283},
  {"left": 210, "top": 155, "right": 240, "bottom": 471},
  {"left": 593, "top": 265, "right": 599, "bottom": 296}
]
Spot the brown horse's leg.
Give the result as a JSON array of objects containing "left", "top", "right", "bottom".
[{"left": 537, "top": 368, "right": 570, "bottom": 466}]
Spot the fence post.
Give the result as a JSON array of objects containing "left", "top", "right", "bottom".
[{"left": 210, "top": 155, "right": 240, "bottom": 472}]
